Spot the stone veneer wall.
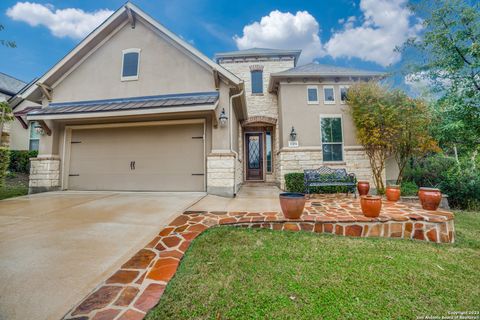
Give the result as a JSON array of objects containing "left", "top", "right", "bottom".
[
  {"left": 278, "top": 146, "right": 383, "bottom": 190},
  {"left": 221, "top": 59, "right": 294, "bottom": 185},
  {"left": 206, "top": 153, "right": 236, "bottom": 197},
  {"left": 29, "top": 156, "right": 61, "bottom": 193}
]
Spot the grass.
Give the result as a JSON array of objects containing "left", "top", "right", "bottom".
[
  {"left": 147, "top": 211, "right": 480, "bottom": 320},
  {"left": 0, "top": 172, "right": 28, "bottom": 200}
]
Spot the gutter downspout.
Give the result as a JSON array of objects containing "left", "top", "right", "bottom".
[{"left": 229, "top": 89, "right": 243, "bottom": 196}]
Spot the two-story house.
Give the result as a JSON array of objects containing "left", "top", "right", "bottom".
[{"left": 13, "top": 2, "right": 393, "bottom": 196}]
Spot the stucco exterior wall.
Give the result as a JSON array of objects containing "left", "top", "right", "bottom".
[
  {"left": 278, "top": 81, "right": 358, "bottom": 148},
  {"left": 51, "top": 21, "right": 217, "bottom": 103},
  {"left": 277, "top": 80, "right": 385, "bottom": 190},
  {"left": 9, "top": 100, "right": 42, "bottom": 150}
]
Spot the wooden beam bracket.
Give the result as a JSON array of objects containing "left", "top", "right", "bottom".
[
  {"left": 36, "top": 83, "right": 53, "bottom": 101},
  {"left": 126, "top": 6, "right": 136, "bottom": 29},
  {"left": 38, "top": 120, "right": 52, "bottom": 136}
]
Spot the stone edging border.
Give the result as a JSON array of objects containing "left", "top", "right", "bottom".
[{"left": 64, "top": 204, "right": 455, "bottom": 320}]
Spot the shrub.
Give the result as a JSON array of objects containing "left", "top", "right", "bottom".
[
  {"left": 440, "top": 160, "right": 480, "bottom": 210},
  {"left": 8, "top": 150, "right": 38, "bottom": 173},
  {"left": 400, "top": 181, "right": 419, "bottom": 196},
  {"left": 284, "top": 172, "right": 350, "bottom": 194},
  {"left": 0, "top": 147, "right": 10, "bottom": 188},
  {"left": 402, "top": 154, "right": 456, "bottom": 188}
]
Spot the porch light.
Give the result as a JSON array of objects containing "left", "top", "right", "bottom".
[
  {"left": 290, "top": 126, "right": 297, "bottom": 141},
  {"left": 219, "top": 108, "right": 228, "bottom": 127},
  {"left": 34, "top": 124, "right": 46, "bottom": 136}
]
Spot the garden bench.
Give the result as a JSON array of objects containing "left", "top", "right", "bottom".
[{"left": 304, "top": 166, "right": 357, "bottom": 197}]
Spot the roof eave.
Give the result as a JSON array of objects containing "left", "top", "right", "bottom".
[{"left": 22, "top": 2, "right": 242, "bottom": 101}]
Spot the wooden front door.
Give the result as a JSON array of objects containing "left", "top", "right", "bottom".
[{"left": 246, "top": 133, "right": 263, "bottom": 180}]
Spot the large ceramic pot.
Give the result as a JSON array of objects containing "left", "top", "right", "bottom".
[
  {"left": 360, "top": 195, "right": 382, "bottom": 217},
  {"left": 357, "top": 181, "right": 370, "bottom": 196},
  {"left": 279, "top": 193, "right": 306, "bottom": 219},
  {"left": 418, "top": 187, "right": 442, "bottom": 211},
  {"left": 385, "top": 185, "right": 401, "bottom": 202}
]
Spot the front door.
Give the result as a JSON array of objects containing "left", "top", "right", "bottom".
[{"left": 246, "top": 133, "right": 263, "bottom": 180}]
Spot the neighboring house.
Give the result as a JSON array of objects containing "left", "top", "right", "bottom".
[
  {"left": 9, "top": 79, "right": 42, "bottom": 151},
  {"left": 17, "top": 2, "right": 394, "bottom": 195},
  {"left": 0, "top": 72, "right": 27, "bottom": 147}
]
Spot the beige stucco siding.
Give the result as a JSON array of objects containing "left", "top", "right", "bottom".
[
  {"left": 51, "top": 20, "right": 217, "bottom": 103},
  {"left": 278, "top": 82, "right": 357, "bottom": 148}
]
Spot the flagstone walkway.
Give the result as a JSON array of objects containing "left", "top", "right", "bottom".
[{"left": 64, "top": 195, "right": 455, "bottom": 320}]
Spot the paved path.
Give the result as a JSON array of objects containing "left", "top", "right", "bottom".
[{"left": 0, "top": 191, "right": 204, "bottom": 320}]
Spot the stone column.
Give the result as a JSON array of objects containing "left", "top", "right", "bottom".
[
  {"left": 29, "top": 156, "right": 61, "bottom": 194},
  {"left": 207, "top": 152, "right": 236, "bottom": 197}
]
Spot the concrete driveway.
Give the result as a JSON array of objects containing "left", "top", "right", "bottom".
[{"left": 0, "top": 191, "right": 204, "bottom": 320}]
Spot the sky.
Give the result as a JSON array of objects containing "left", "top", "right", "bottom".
[{"left": 0, "top": 0, "right": 424, "bottom": 90}]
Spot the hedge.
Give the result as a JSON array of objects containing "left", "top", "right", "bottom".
[
  {"left": 0, "top": 147, "right": 10, "bottom": 188},
  {"left": 8, "top": 150, "right": 38, "bottom": 174},
  {"left": 284, "top": 172, "right": 350, "bottom": 194}
]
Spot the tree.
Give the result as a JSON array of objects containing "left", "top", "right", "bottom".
[
  {"left": 393, "top": 97, "right": 438, "bottom": 184},
  {"left": 0, "top": 24, "right": 16, "bottom": 48},
  {"left": 0, "top": 102, "right": 13, "bottom": 147},
  {"left": 346, "top": 82, "right": 402, "bottom": 193},
  {"left": 401, "top": 0, "right": 480, "bottom": 156}
]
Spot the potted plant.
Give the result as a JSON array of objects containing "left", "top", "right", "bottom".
[
  {"left": 418, "top": 187, "right": 442, "bottom": 211},
  {"left": 279, "top": 193, "right": 306, "bottom": 219},
  {"left": 357, "top": 181, "right": 370, "bottom": 196},
  {"left": 360, "top": 195, "right": 382, "bottom": 217},
  {"left": 385, "top": 185, "right": 401, "bottom": 202}
]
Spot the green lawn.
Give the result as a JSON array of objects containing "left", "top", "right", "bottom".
[
  {"left": 0, "top": 173, "right": 28, "bottom": 200},
  {"left": 147, "top": 211, "right": 480, "bottom": 320}
]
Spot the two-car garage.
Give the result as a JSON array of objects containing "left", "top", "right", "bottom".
[{"left": 66, "top": 121, "right": 206, "bottom": 192}]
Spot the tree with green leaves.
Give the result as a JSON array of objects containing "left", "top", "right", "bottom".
[
  {"left": 393, "top": 97, "right": 438, "bottom": 184},
  {"left": 0, "top": 24, "right": 16, "bottom": 48},
  {"left": 0, "top": 101, "right": 14, "bottom": 147},
  {"left": 347, "top": 82, "right": 437, "bottom": 191},
  {"left": 401, "top": 0, "right": 479, "bottom": 157},
  {"left": 347, "top": 82, "right": 402, "bottom": 193}
]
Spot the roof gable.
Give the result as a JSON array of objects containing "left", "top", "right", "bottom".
[{"left": 22, "top": 2, "right": 242, "bottom": 102}]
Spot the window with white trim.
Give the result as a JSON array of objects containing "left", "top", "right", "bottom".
[
  {"left": 323, "top": 86, "right": 335, "bottom": 104},
  {"left": 29, "top": 121, "right": 40, "bottom": 151},
  {"left": 121, "top": 48, "right": 141, "bottom": 81},
  {"left": 320, "top": 116, "right": 343, "bottom": 161},
  {"left": 251, "top": 70, "right": 263, "bottom": 94},
  {"left": 340, "top": 85, "right": 349, "bottom": 104},
  {"left": 307, "top": 86, "right": 319, "bottom": 104}
]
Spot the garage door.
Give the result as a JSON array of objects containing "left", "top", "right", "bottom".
[{"left": 68, "top": 123, "right": 205, "bottom": 191}]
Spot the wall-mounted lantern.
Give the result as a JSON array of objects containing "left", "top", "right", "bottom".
[
  {"left": 34, "top": 123, "right": 46, "bottom": 136},
  {"left": 219, "top": 108, "right": 228, "bottom": 127},
  {"left": 290, "top": 126, "right": 297, "bottom": 141}
]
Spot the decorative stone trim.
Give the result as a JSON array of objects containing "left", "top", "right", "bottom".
[
  {"left": 241, "top": 116, "right": 277, "bottom": 127},
  {"left": 249, "top": 64, "right": 264, "bottom": 71},
  {"left": 64, "top": 196, "right": 454, "bottom": 320},
  {"left": 207, "top": 154, "right": 236, "bottom": 197},
  {"left": 29, "top": 156, "right": 61, "bottom": 194}
]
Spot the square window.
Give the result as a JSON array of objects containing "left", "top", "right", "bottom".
[
  {"left": 323, "top": 86, "right": 335, "bottom": 104},
  {"left": 307, "top": 87, "right": 318, "bottom": 104},
  {"left": 251, "top": 70, "right": 263, "bottom": 94}
]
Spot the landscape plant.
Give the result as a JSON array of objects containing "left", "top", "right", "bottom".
[{"left": 0, "top": 147, "right": 10, "bottom": 188}]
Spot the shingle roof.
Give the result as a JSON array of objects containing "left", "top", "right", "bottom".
[
  {"left": 272, "top": 63, "right": 385, "bottom": 77},
  {"left": 0, "top": 72, "right": 27, "bottom": 97},
  {"left": 28, "top": 92, "right": 219, "bottom": 116},
  {"left": 215, "top": 47, "right": 302, "bottom": 65}
]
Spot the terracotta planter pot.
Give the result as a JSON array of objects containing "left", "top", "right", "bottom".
[
  {"left": 418, "top": 187, "right": 442, "bottom": 211},
  {"left": 279, "top": 193, "right": 306, "bottom": 219},
  {"left": 385, "top": 185, "right": 401, "bottom": 202},
  {"left": 360, "top": 195, "right": 382, "bottom": 217},
  {"left": 357, "top": 181, "right": 370, "bottom": 196}
]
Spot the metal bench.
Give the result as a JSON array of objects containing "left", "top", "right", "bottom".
[{"left": 304, "top": 166, "right": 357, "bottom": 197}]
